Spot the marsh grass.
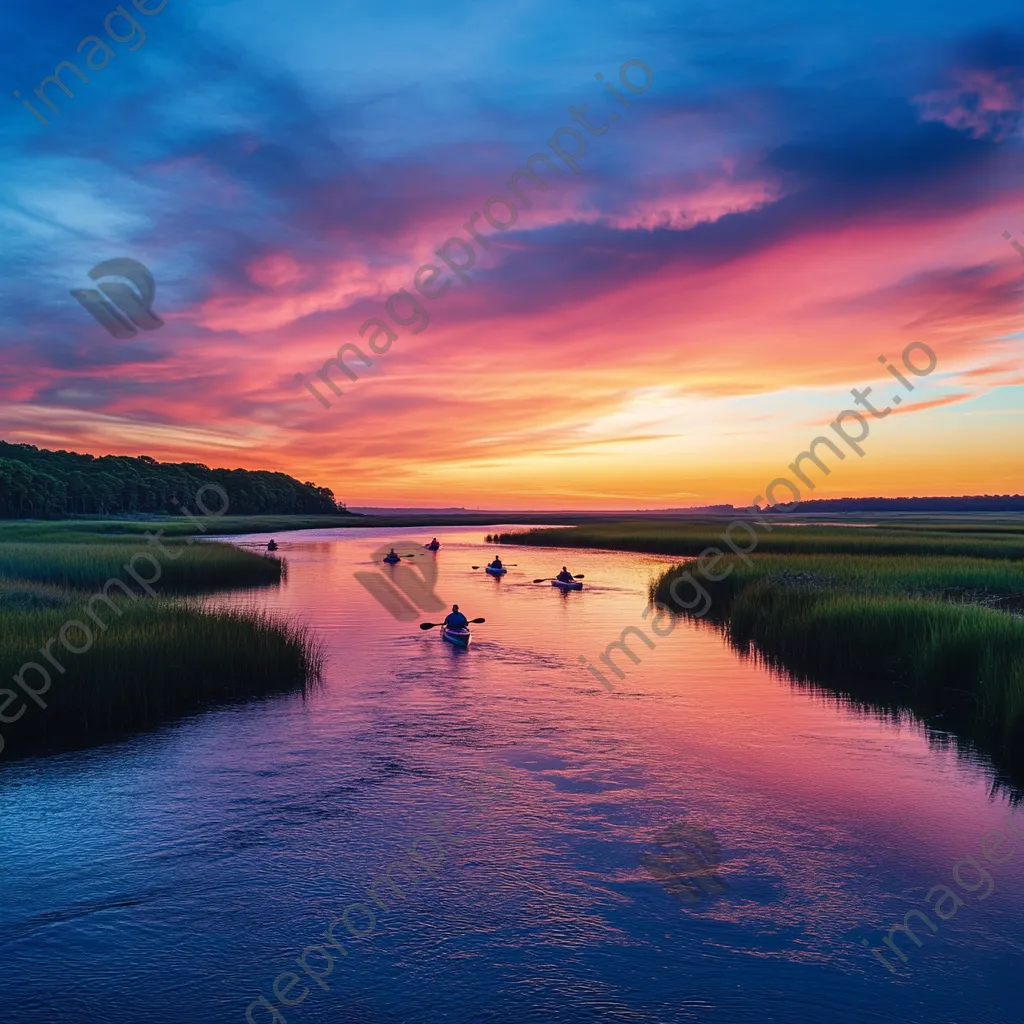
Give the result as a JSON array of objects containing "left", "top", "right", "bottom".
[
  {"left": 493, "top": 521, "right": 1024, "bottom": 560},
  {"left": 0, "top": 594, "right": 322, "bottom": 758},
  {"left": 0, "top": 514, "right": 356, "bottom": 541},
  {"left": 0, "top": 521, "right": 318, "bottom": 759},
  {"left": 0, "top": 538, "right": 282, "bottom": 591},
  {"left": 651, "top": 554, "right": 1024, "bottom": 785},
  {"left": 654, "top": 553, "right": 1024, "bottom": 605}
]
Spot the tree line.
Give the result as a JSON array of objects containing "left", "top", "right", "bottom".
[
  {"left": 761, "top": 495, "right": 1024, "bottom": 513},
  {"left": 0, "top": 442, "right": 347, "bottom": 518}
]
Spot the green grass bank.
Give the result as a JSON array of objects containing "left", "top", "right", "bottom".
[
  {"left": 495, "top": 522, "right": 1024, "bottom": 787},
  {"left": 0, "top": 521, "right": 321, "bottom": 759},
  {"left": 0, "top": 538, "right": 283, "bottom": 591},
  {"left": 489, "top": 520, "right": 1024, "bottom": 560},
  {"left": 648, "top": 552, "right": 1024, "bottom": 786}
]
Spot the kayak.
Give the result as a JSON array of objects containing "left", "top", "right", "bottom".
[
  {"left": 426, "top": 543, "right": 440, "bottom": 551},
  {"left": 551, "top": 578, "right": 583, "bottom": 591},
  {"left": 383, "top": 554, "right": 400, "bottom": 564},
  {"left": 441, "top": 626, "right": 471, "bottom": 648},
  {"left": 485, "top": 565, "right": 507, "bottom": 576}
]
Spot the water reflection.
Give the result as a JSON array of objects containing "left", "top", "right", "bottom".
[{"left": 1, "top": 525, "right": 1022, "bottom": 1024}]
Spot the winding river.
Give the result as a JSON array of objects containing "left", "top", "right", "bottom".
[{"left": 1, "top": 526, "right": 1021, "bottom": 1024}]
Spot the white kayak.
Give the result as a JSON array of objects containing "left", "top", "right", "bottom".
[
  {"left": 551, "top": 578, "right": 583, "bottom": 591},
  {"left": 441, "top": 626, "right": 471, "bottom": 647},
  {"left": 485, "top": 565, "right": 507, "bottom": 576}
]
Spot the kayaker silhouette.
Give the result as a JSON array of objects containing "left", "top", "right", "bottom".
[
  {"left": 443, "top": 604, "right": 469, "bottom": 630},
  {"left": 489, "top": 556, "right": 503, "bottom": 569},
  {"left": 556, "top": 566, "right": 573, "bottom": 582},
  {"left": 267, "top": 539, "right": 278, "bottom": 551}
]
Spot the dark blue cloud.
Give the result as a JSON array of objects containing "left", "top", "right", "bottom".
[{"left": 2, "top": 0, "right": 1023, "bottom": 393}]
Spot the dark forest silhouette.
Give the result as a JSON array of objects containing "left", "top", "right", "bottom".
[{"left": 0, "top": 442, "right": 347, "bottom": 518}]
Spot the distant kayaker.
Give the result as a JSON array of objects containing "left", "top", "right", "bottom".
[
  {"left": 429, "top": 537, "right": 440, "bottom": 549},
  {"left": 556, "top": 566, "right": 574, "bottom": 583},
  {"left": 267, "top": 539, "right": 278, "bottom": 551},
  {"left": 443, "top": 604, "right": 469, "bottom": 630},
  {"left": 489, "top": 556, "right": 504, "bottom": 570}
]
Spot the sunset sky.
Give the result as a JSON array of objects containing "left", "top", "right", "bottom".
[{"left": 1, "top": 0, "right": 1022, "bottom": 509}]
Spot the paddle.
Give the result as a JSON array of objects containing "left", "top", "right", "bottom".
[
  {"left": 471, "top": 564, "right": 517, "bottom": 569},
  {"left": 533, "top": 574, "right": 585, "bottom": 583},
  {"left": 419, "top": 617, "right": 486, "bottom": 630}
]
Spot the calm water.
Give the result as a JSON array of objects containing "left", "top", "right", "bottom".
[{"left": 2, "top": 526, "right": 1022, "bottom": 1024}]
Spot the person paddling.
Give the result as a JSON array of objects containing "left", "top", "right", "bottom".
[
  {"left": 489, "top": 555, "right": 504, "bottom": 570},
  {"left": 267, "top": 539, "right": 278, "bottom": 551},
  {"left": 443, "top": 604, "right": 469, "bottom": 631},
  {"left": 556, "top": 566, "right": 574, "bottom": 583}
]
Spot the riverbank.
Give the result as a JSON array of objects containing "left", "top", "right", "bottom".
[
  {"left": 649, "top": 552, "right": 1024, "bottom": 787},
  {"left": 4, "top": 522, "right": 1022, "bottom": 1024},
  {"left": 487, "top": 520, "right": 1024, "bottom": 560},
  {"left": 495, "top": 522, "right": 1024, "bottom": 789},
  {"left": 0, "top": 520, "right": 321, "bottom": 759},
  {"left": 0, "top": 512, "right": 592, "bottom": 540}
]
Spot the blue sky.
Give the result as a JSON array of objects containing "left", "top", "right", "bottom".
[{"left": 0, "top": 0, "right": 1021, "bottom": 506}]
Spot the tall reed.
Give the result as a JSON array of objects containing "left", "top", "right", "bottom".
[
  {"left": 651, "top": 555, "right": 1024, "bottom": 785},
  {"left": 0, "top": 539, "right": 282, "bottom": 590},
  {"left": 0, "top": 595, "right": 322, "bottom": 758},
  {"left": 494, "top": 522, "right": 1024, "bottom": 560}
]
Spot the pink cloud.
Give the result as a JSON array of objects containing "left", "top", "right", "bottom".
[{"left": 915, "top": 68, "right": 1024, "bottom": 141}]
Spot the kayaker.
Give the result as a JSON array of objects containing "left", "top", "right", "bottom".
[
  {"left": 489, "top": 556, "right": 504, "bottom": 570},
  {"left": 429, "top": 537, "right": 440, "bottom": 549},
  {"left": 556, "top": 566, "right": 574, "bottom": 583},
  {"left": 443, "top": 604, "right": 469, "bottom": 630},
  {"left": 267, "top": 539, "right": 278, "bottom": 551}
]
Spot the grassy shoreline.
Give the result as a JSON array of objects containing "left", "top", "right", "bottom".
[
  {"left": 650, "top": 554, "right": 1024, "bottom": 786},
  {"left": 0, "top": 537, "right": 284, "bottom": 590},
  {"left": 488, "top": 521, "right": 1024, "bottom": 560},
  {"left": 0, "top": 522, "right": 320, "bottom": 761},
  {"left": 498, "top": 522, "right": 1024, "bottom": 788}
]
